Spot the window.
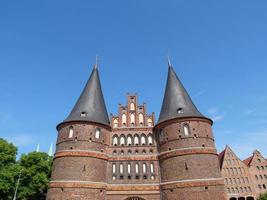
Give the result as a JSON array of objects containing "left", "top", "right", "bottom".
[
  {"left": 130, "top": 113, "right": 135, "bottom": 126},
  {"left": 127, "top": 136, "right": 132, "bottom": 146},
  {"left": 130, "top": 102, "right": 135, "bottom": 111},
  {"left": 255, "top": 175, "right": 258, "bottom": 180},
  {"left": 143, "top": 163, "right": 147, "bottom": 173},
  {"left": 80, "top": 111, "right": 87, "bottom": 117},
  {"left": 120, "top": 164, "right": 124, "bottom": 174},
  {"left": 148, "top": 135, "right": 153, "bottom": 145},
  {"left": 141, "top": 135, "right": 146, "bottom": 145},
  {"left": 120, "top": 135, "right": 125, "bottom": 146},
  {"left": 113, "top": 136, "right": 118, "bottom": 146},
  {"left": 68, "top": 126, "right": 74, "bottom": 138},
  {"left": 127, "top": 164, "right": 131, "bottom": 174},
  {"left": 134, "top": 135, "right": 139, "bottom": 145},
  {"left": 148, "top": 118, "right": 152, "bottom": 127},
  {"left": 177, "top": 107, "right": 183, "bottom": 114},
  {"left": 263, "top": 184, "right": 266, "bottom": 189},
  {"left": 113, "top": 119, "right": 118, "bottom": 128},
  {"left": 122, "top": 114, "right": 127, "bottom": 126},
  {"left": 112, "top": 164, "right": 116, "bottom": 174},
  {"left": 150, "top": 163, "right": 154, "bottom": 173},
  {"left": 138, "top": 113, "right": 144, "bottom": 125},
  {"left": 135, "top": 163, "right": 139, "bottom": 173},
  {"left": 183, "top": 124, "right": 190, "bottom": 136},
  {"left": 95, "top": 128, "right": 101, "bottom": 139}
]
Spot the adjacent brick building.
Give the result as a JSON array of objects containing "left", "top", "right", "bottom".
[
  {"left": 219, "top": 146, "right": 267, "bottom": 200},
  {"left": 47, "top": 62, "right": 226, "bottom": 200}
]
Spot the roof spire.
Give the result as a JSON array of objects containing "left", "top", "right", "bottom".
[
  {"left": 94, "top": 55, "right": 98, "bottom": 69},
  {"left": 167, "top": 55, "right": 172, "bottom": 67},
  {"left": 157, "top": 62, "right": 205, "bottom": 125},
  {"left": 62, "top": 63, "right": 110, "bottom": 127}
]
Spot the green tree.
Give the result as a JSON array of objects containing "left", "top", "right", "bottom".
[
  {"left": 0, "top": 138, "right": 20, "bottom": 200},
  {"left": 0, "top": 138, "right": 53, "bottom": 200},
  {"left": 0, "top": 138, "right": 17, "bottom": 168},
  {"left": 17, "top": 152, "right": 52, "bottom": 200},
  {"left": 258, "top": 192, "right": 267, "bottom": 200}
]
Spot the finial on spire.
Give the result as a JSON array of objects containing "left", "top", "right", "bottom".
[
  {"left": 167, "top": 56, "right": 172, "bottom": 67},
  {"left": 94, "top": 55, "right": 99, "bottom": 69}
]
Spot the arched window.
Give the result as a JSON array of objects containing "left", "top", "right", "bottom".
[
  {"left": 130, "top": 113, "right": 135, "bottom": 125},
  {"left": 148, "top": 118, "right": 152, "bottom": 127},
  {"left": 113, "top": 136, "right": 118, "bottom": 146},
  {"left": 134, "top": 135, "right": 139, "bottom": 145},
  {"left": 127, "top": 163, "right": 131, "bottom": 174},
  {"left": 135, "top": 163, "right": 139, "bottom": 173},
  {"left": 68, "top": 126, "right": 74, "bottom": 138},
  {"left": 148, "top": 135, "right": 153, "bottom": 145},
  {"left": 112, "top": 164, "right": 116, "bottom": 174},
  {"left": 138, "top": 113, "right": 144, "bottom": 125},
  {"left": 183, "top": 124, "right": 190, "bottom": 136},
  {"left": 120, "top": 135, "right": 126, "bottom": 146},
  {"left": 120, "top": 163, "right": 124, "bottom": 174},
  {"left": 130, "top": 102, "right": 135, "bottom": 111},
  {"left": 127, "top": 136, "right": 132, "bottom": 146},
  {"left": 122, "top": 114, "right": 127, "bottom": 126},
  {"left": 95, "top": 128, "right": 101, "bottom": 139},
  {"left": 150, "top": 163, "right": 154, "bottom": 173},
  {"left": 141, "top": 135, "right": 146, "bottom": 145},
  {"left": 142, "top": 163, "right": 147, "bottom": 173},
  {"left": 113, "top": 119, "right": 118, "bottom": 128}
]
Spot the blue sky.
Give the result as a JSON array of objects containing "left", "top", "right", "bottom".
[{"left": 0, "top": 1, "right": 267, "bottom": 160}]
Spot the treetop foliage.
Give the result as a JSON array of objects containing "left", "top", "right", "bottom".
[{"left": 0, "top": 138, "right": 52, "bottom": 200}]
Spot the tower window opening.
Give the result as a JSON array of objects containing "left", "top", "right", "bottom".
[
  {"left": 183, "top": 124, "right": 190, "bottom": 136},
  {"left": 68, "top": 126, "right": 74, "bottom": 138},
  {"left": 95, "top": 128, "right": 101, "bottom": 139},
  {"left": 177, "top": 108, "right": 183, "bottom": 114},
  {"left": 80, "top": 111, "right": 87, "bottom": 117}
]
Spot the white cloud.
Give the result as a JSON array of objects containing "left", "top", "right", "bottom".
[
  {"left": 207, "top": 107, "right": 218, "bottom": 115},
  {"left": 206, "top": 107, "right": 225, "bottom": 122},
  {"left": 212, "top": 115, "right": 224, "bottom": 122}
]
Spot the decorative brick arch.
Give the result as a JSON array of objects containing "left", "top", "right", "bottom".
[{"left": 125, "top": 197, "right": 145, "bottom": 200}]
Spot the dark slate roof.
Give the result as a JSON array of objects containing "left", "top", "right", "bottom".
[
  {"left": 63, "top": 66, "right": 110, "bottom": 126},
  {"left": 157, "top": 66, "right": 205, "bottom": 125}
]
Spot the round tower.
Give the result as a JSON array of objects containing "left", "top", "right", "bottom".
[
  {"left": 47, "top": 65, "right": 110, "bottom": 200},
  {"left": 155, "top": 65, "right": 226, "bottom": 200}
]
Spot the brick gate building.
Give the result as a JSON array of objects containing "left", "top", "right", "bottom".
[{"left": 47, "top": 61, "right": 226, "bottom": 200}]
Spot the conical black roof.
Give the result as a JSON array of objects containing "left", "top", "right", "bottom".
[
  {"left": 63, "top": 66, "right": 110, "bottom": 126},
  {"left": 157, "top": 66, "right": 204, "bottom": 125}
]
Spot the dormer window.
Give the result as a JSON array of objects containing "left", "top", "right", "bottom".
[
  {"left": 177, "top": 108, "right": 183, "bottom": 114},
  {"left": 81, "top": 111, "right": 87, "bottom": 117}
]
